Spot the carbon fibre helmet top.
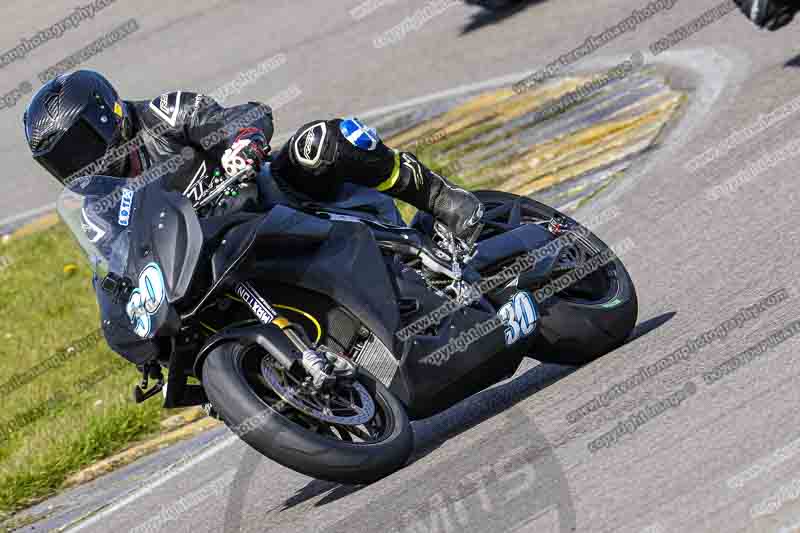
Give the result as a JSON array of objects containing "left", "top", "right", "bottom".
[{"left": 23, "top": 70, "right": 127, "bottom": 184}]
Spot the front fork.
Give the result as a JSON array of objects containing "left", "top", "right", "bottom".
[
  {"left": 235, "top": 281, "right": 334, "bottom": 388},
  {"left": 133, "top": 281, "right": 332, "bottom": 404}
]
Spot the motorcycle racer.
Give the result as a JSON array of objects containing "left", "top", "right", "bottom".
[{"left": 22, "top": 70, "right": 484, "bottom": 243}]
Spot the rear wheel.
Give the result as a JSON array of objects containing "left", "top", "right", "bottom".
[
  {"left": 202, "top": 335, "right": 413, "bottom": 484},
  {"left": 475, "top": 191, "right": 637, "bottom": 365}
]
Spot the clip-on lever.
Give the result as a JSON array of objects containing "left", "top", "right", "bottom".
[{"left": 194, "top": 167, "right": 251, "bottom": 209}]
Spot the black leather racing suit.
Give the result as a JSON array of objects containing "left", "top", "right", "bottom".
[{"left": 121, "top": 92, "right": 480, "bottom": 236}]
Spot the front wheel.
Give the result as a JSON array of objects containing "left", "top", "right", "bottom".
[{"left": 202, "top": 341, "right": 413, "bottom": 484}]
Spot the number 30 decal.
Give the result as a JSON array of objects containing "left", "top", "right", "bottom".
[
  {"left": 498, "top": 291, "right": 539, "bottom": 346},
  {"left": 126, "top": 263, "right": 166, "bottom": 338}
]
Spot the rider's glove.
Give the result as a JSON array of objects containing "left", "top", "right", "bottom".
[
  {"left": 222, "top": 128, "right": 270, "bottom": 178},
  {"left": 735, "top": 0, "right": 798, "bottom": 30}
]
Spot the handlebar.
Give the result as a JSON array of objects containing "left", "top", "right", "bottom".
[{"left": 193, "top": 167, "right": 253, "bottom": 209}]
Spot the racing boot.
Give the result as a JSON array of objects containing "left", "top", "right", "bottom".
[{"left": 383, "top": 152, "right": 484, "bottom": 245}]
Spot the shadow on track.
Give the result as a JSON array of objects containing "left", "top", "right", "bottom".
[
  {"left": 784, "top": 51, "right": 800, "bottom": 68},
  {"left": 626, "top": 311, "right": 676, "bottom": 343},
  {"left": 276, "top": 359, "right": 575, "bottom": 511},
  {"left": 260, "top": 310, "right": 662, "bottom": 513},
  {"left": 461, "top": 0, "right": 550, "bottom": 34}
]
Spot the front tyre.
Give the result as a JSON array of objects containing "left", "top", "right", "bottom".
[{"left": 202, "top": 342, "right": 413, "bottom": 484}]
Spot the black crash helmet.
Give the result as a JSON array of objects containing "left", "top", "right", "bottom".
[{"left": 23, "top": 70, "right": 129, "bottom": 185}]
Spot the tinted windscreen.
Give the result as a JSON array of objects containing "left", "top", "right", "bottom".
[{"left": 57, "top": 175, "right": 133, "bottom": 278}]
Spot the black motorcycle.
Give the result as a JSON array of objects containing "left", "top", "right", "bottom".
[{"left": 58, "top": 164, "right": 636, "bottom": 484}]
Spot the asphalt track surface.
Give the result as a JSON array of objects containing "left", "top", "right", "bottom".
[{"left": 3, "top": 0, "right": 800, "bottom": 532}]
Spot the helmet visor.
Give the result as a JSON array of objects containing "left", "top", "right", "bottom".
[{"left": 33, "top": 118, "right": 113, "bottom": 185}]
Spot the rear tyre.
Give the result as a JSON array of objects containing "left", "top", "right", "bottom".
[{"left": 474, "top": 191, "right": 637, "bottom": 365}]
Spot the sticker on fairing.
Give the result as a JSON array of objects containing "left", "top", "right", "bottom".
[
  {"left": 118, "top": 188, "right": 134, "bottom": 226},
  {"left": 497, "top": 291, "right": 538, "bottom": 346},
  {"left": 236, "top": 282, "right": 278, "bottom": 324},
  {"left": 81, "top": 207, "right": 106, "bottom": 243},
  {"left": 339, "top": 117, "right": 380, "bottom": 151},
  {"left": 126, "top": 262, "right": 167, "bottom": 338},
  {"left": 126, "top": 289, "right": 152, "bottom": 338}
]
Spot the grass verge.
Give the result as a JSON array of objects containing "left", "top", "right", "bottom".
[{"left": 0, "top": 224, "right": 164, "bottom": 518}]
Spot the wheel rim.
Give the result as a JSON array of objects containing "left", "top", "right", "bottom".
[
  {"left": 260, "top": 353, "right": 376, "bottom": 426},
  {"left": 237, "top": 345, "right": 395, "bottom": 445}
]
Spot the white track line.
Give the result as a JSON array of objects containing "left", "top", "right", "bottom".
[
  {"left": 65, "top": 435, "right": 237, "bottom": 532},
  {"left": 0, "top": 201, "right": 57, "bottom": 231}
]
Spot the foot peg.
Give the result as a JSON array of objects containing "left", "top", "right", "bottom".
[
  {"left": 202, "top": 402, "right": 223, "bottom": 421},
  {"left": 133, "top": 362, "right": 164, "bottom": 403}
]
